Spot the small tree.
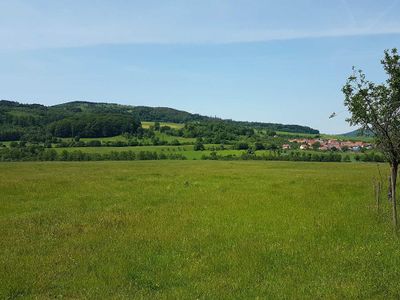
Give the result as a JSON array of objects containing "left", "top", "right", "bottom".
[
  {"left": 254, "top": 142, "right": 265, "bottom": 150},
  {"left": 343, "top": 48, "right": 400, "bottom": 229},
  {"left": 193, "top": 138, "right": 205, "bottom": 151},
  {"left": 312, "top": 141, "right": 321, "bottom": 150}
]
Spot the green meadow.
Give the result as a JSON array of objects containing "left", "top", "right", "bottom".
[
  {"left": 141, "top": 121, "right": 185, "bottom": 129},
  {"left": 1, "top": 161, "right": 400, "bottom": 299}
]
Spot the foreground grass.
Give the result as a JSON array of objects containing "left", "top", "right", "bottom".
[{"left": 1, "top": 161, "right": 400, "bottom": 298}]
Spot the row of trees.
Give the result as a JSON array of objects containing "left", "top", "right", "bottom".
[
  {"left": 201, "top": 150, "right": 385, "bottom": 163},
  {"left": 0, "top": 146, "right": 187, "bottom": 162},
  {"left": 1, "top": 144, "right": 385, "bottom": 163},
  {"left": 55, "top": 137, "right": 182, "bottom": 148}
]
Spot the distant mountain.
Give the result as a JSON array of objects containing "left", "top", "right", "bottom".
[
  {"left": 342, "top": 128, "right": 374, "bottom": 137},
  {"left": 0, "top": 100, "right": 319, "bottom": 141}
]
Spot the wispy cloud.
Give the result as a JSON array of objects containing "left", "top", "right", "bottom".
[
  {"left": 0, "top": 0, "right": 400, "bottom": 50},
  {"left": 365, "top": 0, "right": 399, "bottom": 30}
]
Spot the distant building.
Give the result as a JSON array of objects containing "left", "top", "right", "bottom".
[{"left": 282, "top": 144, "right": 291, "bottom": 150}]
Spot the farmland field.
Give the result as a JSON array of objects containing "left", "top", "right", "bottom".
[
  {"left": 141, "top": 121, "right": 185, "bottom": 129},
  {"left": 1, "top": 161, "right": 400, "bottom": 298}
]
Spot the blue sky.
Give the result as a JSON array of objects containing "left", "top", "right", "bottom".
[{"left": 1, "top": 1, "right": 400, "bottom": 133}]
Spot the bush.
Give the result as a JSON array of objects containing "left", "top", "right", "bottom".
[
  {"left": 170, "top": 139, "right": 181, "bottom": 146},
  {"left": 194, "top": 139, "right": 205, "bottom": 151},
  {"left": 87, "top": 140, "right": 102, "bottom": 147},
  {"left": 343, "top": 155, "right": 351, "bottom": 162},
  {"left": 234, "top": 142, "right": 249, "bottom": 150},
  {"left": 254, "top": 142, "right": 265, "bottom": 150}
]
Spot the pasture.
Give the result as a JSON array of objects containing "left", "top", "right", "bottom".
[
  {"left": 1, "top": 161, "right": 400, "bottom": 298},
  {"left": 141, "top": 121, "right": 185, "bottom": 129}
]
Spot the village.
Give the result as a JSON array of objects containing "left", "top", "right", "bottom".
[{"left": 283, "top": 138, "right": 373, "bottom": 152}]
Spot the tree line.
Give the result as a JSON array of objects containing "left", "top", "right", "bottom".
[
  {"left": 0, "top": 145, "right": 186, "bottom": 162},
  {"left": 0, "top": 143, "right": 385, "bottom": 162}
]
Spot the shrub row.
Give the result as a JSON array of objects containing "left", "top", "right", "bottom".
[
  {"left": 202, "top": 151, "right": 386, "bottom": 163},
  {"left": 0, "top": 145, "right": 386, "bottom": 162},
  {"left": 0, "top": 146, "right": 186, "bottom": 161},
  {"left": 55, "top": 138, "right": 182, "bottom": 148}
]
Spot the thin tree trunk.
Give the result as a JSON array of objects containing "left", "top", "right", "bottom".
[{"left": 391, "top": 163, "right": 398, "bottom": 229}]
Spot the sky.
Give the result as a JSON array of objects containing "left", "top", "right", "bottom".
[{"left": 1, "top": 1, "right": 400, "bottom": 133}]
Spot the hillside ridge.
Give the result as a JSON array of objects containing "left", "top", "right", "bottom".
[{"left": 0, "top": 99, "right": 319, "bottom": 136}]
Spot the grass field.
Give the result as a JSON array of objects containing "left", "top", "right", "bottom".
[
  {"left": 1, "top": 161, "right": 400, "bottom": 298},
  {"left": 141, "top": 121, "right": 185, "bottom": 129}
]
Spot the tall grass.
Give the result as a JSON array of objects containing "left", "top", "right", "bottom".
[{"left": 1, "top": 161, "right": 399, "bottom": 298}]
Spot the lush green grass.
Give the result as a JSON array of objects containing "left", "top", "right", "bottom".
[
  {"left": 0, "top": 141, "right": 12, "bottom": 147},
  {"left": 141, "top": 121, "right": 185, "bottom": 129},
  {"left": 1, "top": 161, "right": 400, "bottom": 298},
  {"left": 154, "top": 132, "right": 195, "bottom": 144}
]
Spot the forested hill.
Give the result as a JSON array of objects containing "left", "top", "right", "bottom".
[
  {"left": 342, "top": 128, "right": 374, "bottom": 137},
  {"left": 0, "top": 100, "right": 319, "bottom": 141}
]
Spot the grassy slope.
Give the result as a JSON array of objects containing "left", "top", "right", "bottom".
[
  {"left": 1, "top": 161, "right": 400, "bottom": 298},
  {"left": 141, "top": 121, "right": 185, "bottom": 129}
]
